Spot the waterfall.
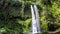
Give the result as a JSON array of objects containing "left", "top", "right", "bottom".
[
  {"left": 31, "top": 5, "right": 37, "bottom": 33},
  {"left": 34, "top": 5, "right": 40, "bottom": 33},
  {"left": 31, "top": 5, "right": 40, "bottom": 34}
]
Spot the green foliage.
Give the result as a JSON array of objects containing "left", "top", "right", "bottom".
[
  {"left": 23, "top": 18, "right": 31, "bottom": 32},
  {"left": 0, "top": 0, "right": 60, "bottom": 33}
]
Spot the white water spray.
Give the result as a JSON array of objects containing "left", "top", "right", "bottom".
[
  {"left": 31, "top": 5, "right": 37, "bottom": 33},
  {"left": 31, "top": 5, "right": 40, "bottom": 34},
  {"left": 34, "top": 5, "right": 40, "bottom": 33}
]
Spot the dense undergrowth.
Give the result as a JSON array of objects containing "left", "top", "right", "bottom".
[{"left": 0, "top": 0, "right": 60, "bottom": 34}]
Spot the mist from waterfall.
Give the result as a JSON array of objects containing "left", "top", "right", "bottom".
[{"left": 31, "top": 5, "right": 40, "bottom": 34}]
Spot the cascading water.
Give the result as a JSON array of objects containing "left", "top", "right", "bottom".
[
  {"left": 31, "top": 5, "right": 37, "bottom": 33},
  {"left": 31, "top": 5, "right": 40, "bottom": 34},
  {"left": 34, "top": 5, "right": 40, "bottom": 33}
]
